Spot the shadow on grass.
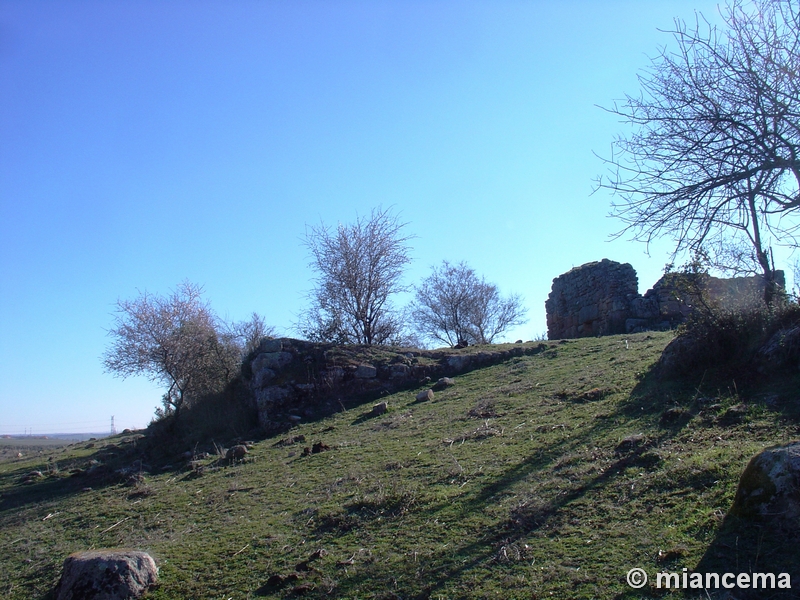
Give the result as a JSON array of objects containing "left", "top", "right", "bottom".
[
  {"left": 326, "top": 357, "right": 800, "bottom": 599},
  {"left": 350, "top": 407, "right": 389, "bottom": 426},
  {"left": 620, "top": 359, "right": 800, "bottom": 426},
  {"left": 409, "top": 438, "right": 667, "bottom": 598},
  {"left": 326, "top": 368, "right": 681, "bottom": 598},
  {"left": 693, "top": 514, "right": 800, "bottom": 600}
]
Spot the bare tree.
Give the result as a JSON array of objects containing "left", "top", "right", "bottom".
[
  {"left": 301, "top": 207, "right": 413, "bottom": 345},
  {"left": 411, "top": 261, "right": 528, "bottom": 347},
  {"left": 228, "top": 312, "right": 276, "bottom": 358},
  {"left": 598, "top": 0, "right": 800, "bottom": 303},
  {"left": 102, "top": 281, "right": 239, "bottom": 419}
]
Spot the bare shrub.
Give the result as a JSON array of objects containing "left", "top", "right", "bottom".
[
  {"left": 103, "top": 281, "right": 240, "bottom": 420},
  {"left": 300, "top": 207, "right": 413, "bottom": 345},
  {"left": 598, "top": 0, "right": 800, "bottom": 303},
  {"left": 411, "top": 261, "right": 527, "bottom": 346}
]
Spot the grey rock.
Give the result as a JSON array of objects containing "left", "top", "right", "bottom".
[
  {"left": 475, "top": 351, "right": 492, "bottom": 364},
  {"left": 625, "top": 318, "right": 651, "bottom": 333},
  {"left": 371, "top": 401, "right": 388, "bottom": 416},
  {"left": 355, "top": 364, "right": 377, "bottom": 379},
  {"left": 757, "top": 325, "right": 800, "bottom": 371},
  {"left": 390, "top": 364, "right": 409, "bottom": 378},
  {"left": 252, "top": 367, "right": 276, "bottom": 389},
  {"left": 416, "top": 389, "right": 434, "bottom": 402},
  {"left": 254, "top": 386, "right": 292, "bottom": 410},
  {"left": 432, "top": 377, "right": 455, "bottom": 391},
  {"left": 447, "top": 355, "right": 470, "bottom": 371},
  {"left": 254, "top": 386, "right": 292, "bottom": 426},
  {"left": 55, "top": 549, "right": 157, "bottom": 600},
  {"left": 323, "top": 367, "right": 344, "bottom": 382},
  {"left": 658, "top": 334, "right": 702, "bottom": 377},
  {"left": 731, "top": 442, "right": 800, "bottom": 523},
  {"left": 253, "top": 351, "right": 293, "bottom": 372},
  {"left": 259, "top": 338, "right": 284, "bottom": 353}
]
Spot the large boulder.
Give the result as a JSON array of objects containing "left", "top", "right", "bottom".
[
  {"left": 756, "top": 325, "right": 800, "bottom": 372},
  {"left": 55, "top": 549, "right": 157, "bottom": 600},
  {"left": 252, "top": 351, "right": 293, "bottom": 372},
  {"left": 730, "top": 442, "right": 800, "bottom": 524},
  {"left": 447, "top": 355, "right": 470, "bottom": 371},
  {"left": 657, "top": 333, "right": 701, "bottom": 377},
  {"left": 226, "top": 444, "right": 249, "bottom": 461},
  {"left": 370, "top": 401, "right": 388, "bottom": 416}
]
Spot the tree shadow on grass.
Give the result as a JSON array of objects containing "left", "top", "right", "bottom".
[
  {"left": 322, "top": 439, "right": 667, "bottom": 599},
  {"left": 621, "top": 358, "right": 800, "bottom": 426},
  {"left": 350, "top": 405, "right": 389, "bottom": 426},
  {"left": 325, "top": 357, "right": 789, "bottom": 599},
  {"left": 326, "top": 398, "right": 674, "bottom": 598},
  {"left": 414, "top": 440, "right": 666, "bottom": 597}
]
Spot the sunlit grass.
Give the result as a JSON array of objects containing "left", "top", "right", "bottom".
[{"left": 1, "top": 331, "right": 798, "bottom": 599}]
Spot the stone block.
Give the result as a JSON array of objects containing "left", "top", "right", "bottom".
[
  {"left": 253, "top": 351, "right": 293, "bottom": 371},
  {"left": 416, "top": 389, "right": 434, "bottom": 402},
  {"left": 259, "top": 338, "right": 284, "bottom": 353},
  {"left": 355, "top": 364, "right": 377, "bottom": 378}
]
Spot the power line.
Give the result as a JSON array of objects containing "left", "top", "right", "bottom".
[{"left": 0, "top": 420, "right": 135, "bottom": 436}]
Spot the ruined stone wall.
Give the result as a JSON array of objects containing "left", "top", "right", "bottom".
[
  {"left": 545, "top": 259, "right": 639, "bottom": 339},
  {"left": 247, "top": 337, "right": 548, "bottom": 432},
  {"left": 545, "top": 259, "right": 784, "bottom": 340}
]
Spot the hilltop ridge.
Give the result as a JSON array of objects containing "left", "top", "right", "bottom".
[{"left": 1, "top": 331, "right": 799, "bottom": 599}]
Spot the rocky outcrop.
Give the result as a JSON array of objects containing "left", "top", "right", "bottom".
[
  {"left": 247, "top": 338, "right": 548, "bottom": 432},
  {"left": 730, "top": 442, "right": 800, "bottom": 525},
  {"left": 55, "top": 549, "right": 157, "bottom": 600},
  {"left": 545, "top": 259, "right": 784, "bottom": 340},
  {"left": 756, "top": 325, "right": 800, "bottom": 372}
]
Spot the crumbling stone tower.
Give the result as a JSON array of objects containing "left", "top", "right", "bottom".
[
  {"left": 545, "top": 259, "right": 785, "bottom": 340},
  {"left": 545, "top": 259, "right": 639, "bottom": 339}
]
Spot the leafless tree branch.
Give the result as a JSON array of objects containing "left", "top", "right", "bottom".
[
  {"left": 597, "top": 0, "right": 800, "bottom": 302},
  {"left": 102, "top": 281, "right": 241, "bottom": 419}
]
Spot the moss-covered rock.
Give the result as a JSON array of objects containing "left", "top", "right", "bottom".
[{"left": 730, "top": 442, "right": 800, "bottom": 524}]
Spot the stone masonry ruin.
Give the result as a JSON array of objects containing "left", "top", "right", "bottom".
[
  {"left": 545, "top": 258, "right": 784, "bottom": 340},
  {"left": 246, "top": 338, "right": 549, "bottom": 432}
]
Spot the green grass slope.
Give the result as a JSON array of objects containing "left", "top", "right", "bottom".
[{"left": 1, "top": 331, "right": 799, "bottom": 599}]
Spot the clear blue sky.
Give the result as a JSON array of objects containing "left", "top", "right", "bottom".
[{"left": 2, "top": 0, "right": 756, "bottom": 434}]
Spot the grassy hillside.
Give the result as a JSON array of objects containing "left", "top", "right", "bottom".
[{"left": 1, "top": 331, "right": 799, "bottom": 599}]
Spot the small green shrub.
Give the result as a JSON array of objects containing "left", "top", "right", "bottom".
[
  {"left": 660, "top": 300, "right": 800, "bottom": 379},
  {"left": 145, "top": 377, "right": 259, "bottom": 462}
]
